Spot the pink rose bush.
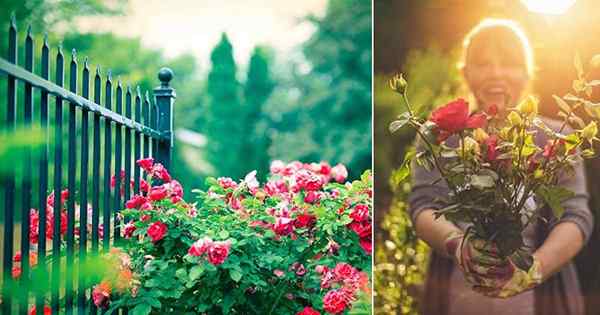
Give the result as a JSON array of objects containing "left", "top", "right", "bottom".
[{"left": 92, "top": 159, "right": 371, "bottom": 314}]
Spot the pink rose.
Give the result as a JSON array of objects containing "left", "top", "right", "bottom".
[
  {"left": 218, "top": 177, "right": 238, "bottom": 189},
  {"left": 330, "top": 164, "right": 348, "bottom": 183},
  {"left": 188, "top": 237, "right": 213, "bottom": 257},
  {"left": 322, "top": 290, "right": 348, "bottom": 314},
  {"left": 270, "top": 160, "right": 285, "bottom": 174},
  {"left": 92, "top": 281, "right": 111, "bottom": 308},
  {"left": 304, "top": 191, "right": 320, "bottom": 204},
  {"left": 207, "top": 240, "right": 231, "bottom": 265}
]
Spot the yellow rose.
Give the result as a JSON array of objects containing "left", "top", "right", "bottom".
[
  {"left": 516, "top": 95, "right": 539, "bottom": 117},
  {"left": 508, "top": 111, "right": 523, "bottom": 126}
]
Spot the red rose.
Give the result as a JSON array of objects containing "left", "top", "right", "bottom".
[
  {"left": 28, "top": 305, "right": 52, "bottom": 315},
  {"left": 304, "top": 191, "right": 321, "bottom": 204},
  {"left": 122, "top": 221, "right": 136, "bottom": 239},
  {"left": 147, "top": 221, "right": 168, "bottom": 243},
  {"left": 126, "top": 195, "right": 148, "bottom": 209},
  {"left": 297, "top": 306, "right": 321, "bottom": 315},
  {"left": 320, "top": 163, "right": 331, "bottom": 176},
  {"left": 92, "top": 281, "right": 111, "bottom": 308},
  {"left": 348, "top": 221, "right": 371, "bottom": 238},
  {"left": 359, "top": 237, "right": 372, "bottom": 254},
  {"left": 294, "top": 213, "right": 317, "bottom": 229},
  {"left": 486, "top": 103, "right": 499, "bottom": 116},
  {"left": 140, "top": 179, "right": 150, "bottom": 194},
  {"left": 429, "top": 98, "right": 487, "bottom": 141},
  {"left": 273, "top": 217, "right": 294, "bottom": 236},
  {"left": 207, "top": 240, "right": 230, "bottom": 265},
  {"left": 349, "top": 204, "right": 370, "bottom": 222},
  {"left": 137, "top": 157, "right": 154, "bottom": 172},
  {"left": 188, "top": 237, "right": 213, "bottom": 257},
  {"left": 322, "top": 290, "right": 348, "bottom": 314},
  {"left": 484, "top": 135, "right": 499, "bottom": 162},
  {"left": 148, "top": 185, "right": 168, "bottom": 201}
]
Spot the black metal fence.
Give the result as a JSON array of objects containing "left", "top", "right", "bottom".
[{"left": 0, "top": 15, "right": 175, "bottom": 314}]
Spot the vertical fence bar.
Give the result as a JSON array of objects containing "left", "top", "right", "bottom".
[
  {"left": 113, "top": 81, "right": 123, "bottom": 242},
  {"left": 90, "top": 66, "right": 102, "bottom": 314},
  {"left": 124, "top": 87, "right": 132, "bottom": 201},
  {"left": 2, "top": 15, "right": 17, "bottom": 315},
  {"left": 51, "top": 44, "right": 65, "bottom": 314},
  {"left": 65, "top": 48, "right": 78, "bottom": 314},
  {"left": 77, "top": 58, "right": 90, "bottom": 315},
  {"left": 133, "top": 88, "right": 141, "bottom": 193},
  {"left": 150, "top": 93, "right": 157, "bottom": 158},
  {"left": 142, "top": 91, "right": 150, "bottom": 159},
  {"left": 103, "top": 71, "right": 113, "bottom": 249},
  {"left": 35, "top": 32, "right": 50, "bottom": 314},
  {"left": 154, "top": 68, "right": 175, "bottom": 169},
  {"left": 19, "top": 25, "right": 34, "bottom": 315}
]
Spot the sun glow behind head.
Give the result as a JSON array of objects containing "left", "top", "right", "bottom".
[{"left": 521, "top": 0, "right": 576, "bottom": 15}]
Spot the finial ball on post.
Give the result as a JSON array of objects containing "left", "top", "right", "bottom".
[{"left": 158, "top": 67, "right": 174, "bottom": 86}]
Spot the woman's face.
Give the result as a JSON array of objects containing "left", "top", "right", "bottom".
[{"left": 463, "top": 40, "right": 530, "bottom": 114}]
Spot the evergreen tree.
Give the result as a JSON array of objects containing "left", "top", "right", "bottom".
[
  {"left": 203, "top": 33, "right": 245, "bottom": 178},
  {"left": 243, "top": 46, "right": 275, "bottom": 178}
]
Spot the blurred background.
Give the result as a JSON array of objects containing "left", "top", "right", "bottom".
[
  {"left": 374, "top": 0, "right": 600, "bottom": 314},
  {"left": 0, "top": 0, "right": 371, "bottom": 202}
]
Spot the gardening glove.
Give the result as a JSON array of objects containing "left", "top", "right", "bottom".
[
  {"left": 444, "top": 231, "right": 507, "bottom": 287},
  {"left": 471, "top": 254, "right": 543, "bottom": 298}
]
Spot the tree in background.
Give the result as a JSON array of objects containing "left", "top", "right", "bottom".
[
  {"left": 203, "top": 33, "right": 246, "bottom": 179},
  {"left": 269, "top": 0, "right": 372, "bottom": 180},
  {"left": 243, "top": 46, "right": 275, "bottom": 180}
]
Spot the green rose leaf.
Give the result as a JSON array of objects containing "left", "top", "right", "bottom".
[
  {"left": 470, "top": 174, "right": 495, "bottom": 189},
  {"left": 230, "top": 269, "right": 243, "bottom": 282},
  {"left": 389, "top": 112, "right": 411, "bottom": 133},
  {"left": 189, "top": 264, "right": 205, "bottom": 281},
  {"left": 131, "top": 303, "right": 152, "bottom": 315},
  {"left": 536, "top": 185, "right": 575, "bottom": 218}
]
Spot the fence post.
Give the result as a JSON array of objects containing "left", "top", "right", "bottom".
[{"left": 154, "top": 67, "right": 176, "bottom": 169}]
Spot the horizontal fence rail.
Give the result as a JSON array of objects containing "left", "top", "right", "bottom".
[{"left": 0, "top": 15, "right": 176, "bottom": 314}]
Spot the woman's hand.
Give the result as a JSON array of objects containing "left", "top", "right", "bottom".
[
  {"left": 471, "top": 254, "right": 542, "bottom": 298},
  {"left": 444, "top": 232, "right": 542, "bottom": 298}
]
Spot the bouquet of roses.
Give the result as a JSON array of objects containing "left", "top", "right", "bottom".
[{"left": 389, "top": 55, "right": 600, "bottom": 270}]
